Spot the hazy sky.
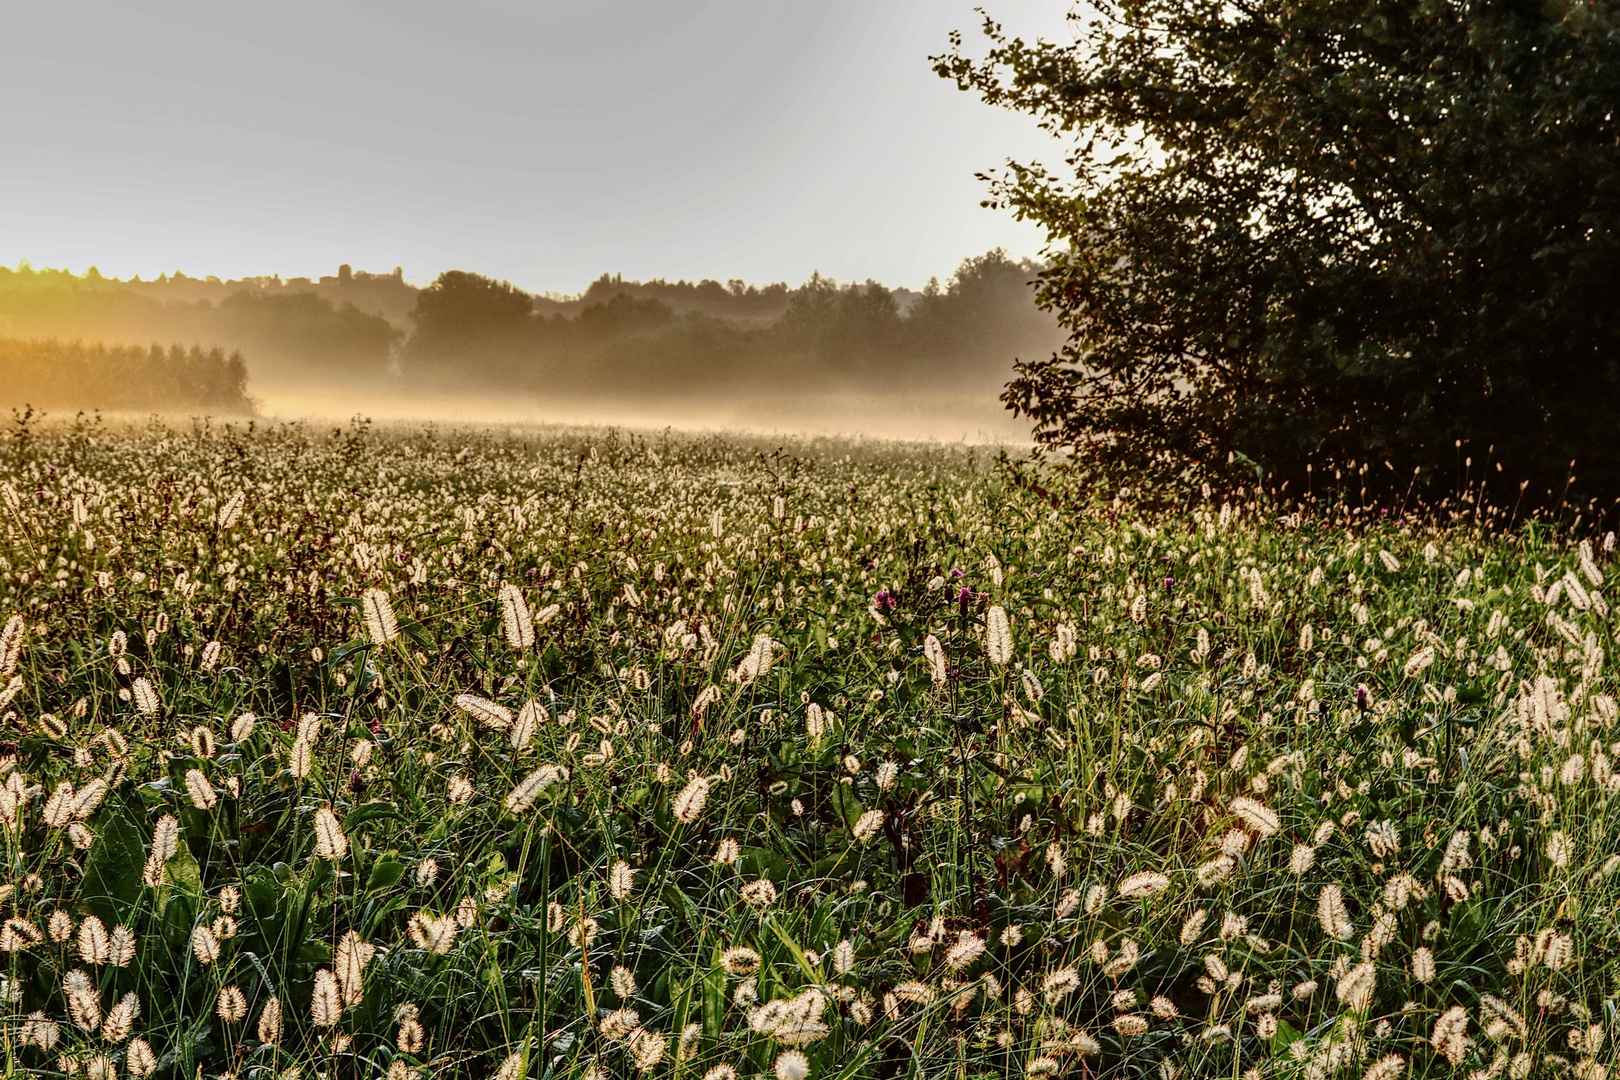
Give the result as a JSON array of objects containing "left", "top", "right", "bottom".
[{"left": 1, "top": 2, "right": 1073, "bottom": 295}]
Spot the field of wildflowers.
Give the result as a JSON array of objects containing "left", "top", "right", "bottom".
[{"left": 0, "top": 415, "right": 1615, "bottom": 1080}]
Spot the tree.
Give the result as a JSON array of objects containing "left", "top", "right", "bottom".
[
  {"left": 403, "top": 271, "right": 534, "bottom": 383},
  {"left": 937, "top": 1, "right": 1620, "bottom": 505}
]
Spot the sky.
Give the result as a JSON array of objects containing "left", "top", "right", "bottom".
[{"left": 0, "top": 1, "right": 1075, "bottom": 296}]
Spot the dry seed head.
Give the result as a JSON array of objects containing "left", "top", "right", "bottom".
[
  {"left": 609, "top": 861, "right": 636, "bottom": 899},
  {"left": 1042, "top": 967, "right": 1080, "bottom": 1002},
  {"left": 853, "top": 809, "right": 884, "bottom": 842},
  {"left": 44, "top": 783, "right": 76, "bottom": 827},
  {"left": 0, "top": 614, "right": 23, "bottom": 678},
  {"left": 774, "top": 1050, "right": 810, "bottom": 1080},
  {"left": 1547, "top": 831, "right": 1572, "bottom": 868},
  {"left": 107, "top": 925, "right": 136, "bottom": 967},
  {"left": 127, "top": 1038, "right": 157, "bottom": 1077},
  {"left": 192, "top": 726, "right": 216, "bottom": 759},
  {"left": 397, "top": 1016, "right": 426, "bottom": 1054},
  {"left": 20, "top": 1011, "right": 59, "bottom": 1051},
  {"left": 217, "top": 985, "right": 247, "bottom": 1024},
  {"left": 131, "top": 677, "right": 161, "bottom": 716},
  {"left": 985, "top": 606, "right": 1013, "bottom": 664},
  {"left": 184, "top": 769, "right": 218, "bottom": 810},
  {"left": 611, "top": 966, "right": 637, "bottom": 998},
  {"left": 678, "top": 1022, "right": 702, "bottom": 1061},
  {"left": 313, "top": 807, "right": 348, "bottom": 860},
  {"left": 505, "top": 765, "right": 567, "bottom": 813},
  {"left": 102, "top": 993, "right": 138, "bottom": 1043},
  {"left": 1364, "top": 1054, "right": 1406, "bottom": 1080},
  {"left": 192, "top": 924, "right": 221, "bottom": 965},
  {"left": 805, "top": 703, "right": 825, "bottom": 746},
  {"left": 456, "top": 693, "right": 513, "bottom": 728},
  {"left": 78, "top": 916, "right": 110, "bottom": 965},
  {"left": 311, "top": 968, "right": 342, "bottom": 1026},
  {"left": 257, "top": 997, "right": 283, "bottom": 1044},
  {"left": 409, "top": 912, "right": 458, "bottom": 954},
  {"left": 1229, "top": 796, "right": 1280, "bottom": 837},
  {"left": 493, "top": 1051, "right": 527, "bottom": 1080},
  {"left": 1336, "top": 960, "right": 1377, "bottom": 1013},
  {"left": 288, "top": 737, "right": 313, "bottom": 779},
  {"left": 741, "top": 878, "right": 777, "bottom": 907},
  {"left": 336, "top": 930, "right": 374, "bottom": 1006},
  {"left": 1118, "top": 871, "right": 1170, "bottom": 899},
  {"left": 73, "top": 778, "right": 109, "bottom": 820},
  {"left": 672, "top": 776, "right": 711, "bottom": 823},
  {"left": 1289, "top": 844, "right": 1316, "bottom": 875},
  {"left": 362, "top": 589, "right": 400, "bottom": 644},
  {"left": 65, "top": 971, "right": 101, "bottom": 1030},
  {"left": 1318, "top": 884, "right": 1354, "bottom": 939},
  {"left": 944, "top": 932, "right": 987, "bottom": 971},
  {"left": 1432, "top": 1006, "right": 1473, "bottom": 1065},
  {"left": 512, "top": 701, "right": 546, "bottom": 748},
  {"left": 924, "top": 634, "right": 948, "bottom": 685},
  {"left": 142, "top": 816, "right": 181, "bottom": 888},
  {"left": 499, "top": 583, "right": 535, "bottom": 649}
]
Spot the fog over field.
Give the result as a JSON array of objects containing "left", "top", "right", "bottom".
[{"left": 252, "top": 386, "right": 1033, "bottom": 444}]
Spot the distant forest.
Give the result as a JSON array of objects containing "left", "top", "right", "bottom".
[
  {"left": 0, "top": 338, "right": 251, "bottom": 414},
  {"left": 0, "top": 251, "right": 1064, "bottom": 401}
]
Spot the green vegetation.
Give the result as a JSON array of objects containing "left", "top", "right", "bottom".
[
  {"left": 939, "top": 0, "right": 1620, "bottom": 506},
  {"left": 0, "top": 418, "right": 1613, "bottom": 1079},
  {"left": 0, "top": 339, "right": 251, "bottom": 416}
]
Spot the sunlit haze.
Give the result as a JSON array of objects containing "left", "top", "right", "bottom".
[{"left": 2, "top": 1, "right": 1071, "bottom": 294}]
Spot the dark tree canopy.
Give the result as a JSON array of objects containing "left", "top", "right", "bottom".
[{"left": 938, "top": 0, "right": 1620, "bottom": 505}]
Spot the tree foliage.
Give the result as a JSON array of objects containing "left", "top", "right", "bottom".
[
  {"left": 938, "top": 0, "right": 1620, "bottom": 504},
  {"left": 401, "top": 253, "right": 1066, "bottom": 399}
]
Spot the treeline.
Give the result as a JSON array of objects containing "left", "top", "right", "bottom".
[
  {"left": 0, "top": 338, "right": 252, "bottom": 414},
  {"left": 406, "top": 250, "right": 1063, "bottom": 399},
  {"left": 0, "top": 265, "right": 400, "bottom": 386},
  {"left": 535, "top": 274, "right": 795, "bottom": 322},
  {"left": 0, "top": 251, "right": 1064, "bottom": 401}
]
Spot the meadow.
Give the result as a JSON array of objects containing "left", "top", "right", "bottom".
[{"left": 0, "top": 415, "right": 1614, "bottom": 1080}]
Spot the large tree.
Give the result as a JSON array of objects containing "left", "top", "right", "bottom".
[{"left": 937, "top": 0, "right": 1620, "bottom": 504}]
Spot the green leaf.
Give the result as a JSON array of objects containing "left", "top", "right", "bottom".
[
  {"left": 830, "top": 780, "right": 864, "bottom": 831},
  {"left": 366, "top": 859, "right": 406, "bottom": 893},
  {"left": 79, "top": 809, "right": 148, "bottom": 922},
  {"left": 1271, "top": 1019, "right": 1304, "bottom": 1055},
  {"left": 765, "top": 916, "right": 821, "bottom": 983},
  {"left": 159, "top": 840, "right": 204, "bottom": 914},
  {"left": 702, "top": 964, "right": 726, "bottom": 1040},
  {"left": 343, "top": 800, "right": 399, "bottom": 831}
]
